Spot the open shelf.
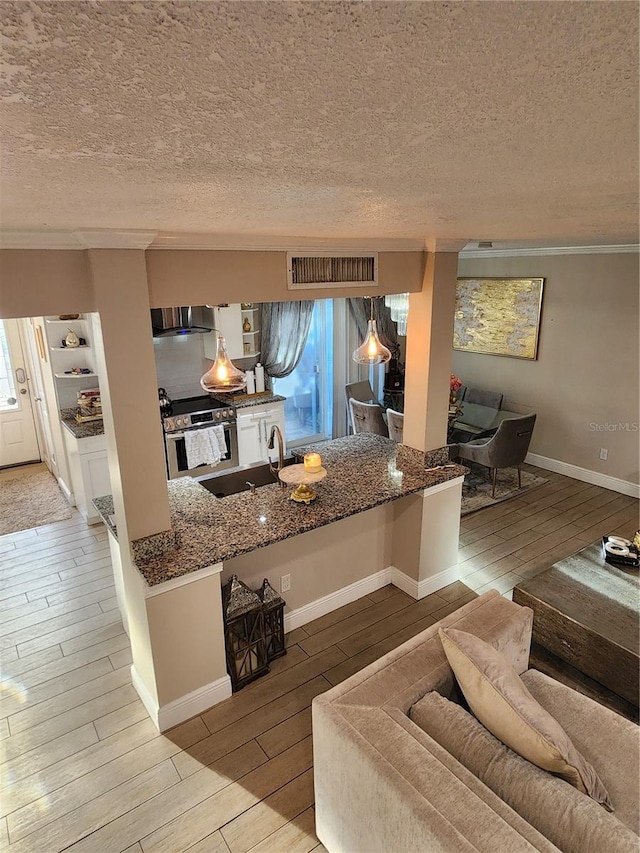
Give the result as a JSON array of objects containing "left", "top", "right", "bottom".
[
  {"left": 46, "top": 317, "right": 85, "bottom": 324},
  {"left": 50, "top": 346, "right": 91, "bottom": 351},
  {"left": 54, "top": 372, "right": 97, "bottom": 379}
]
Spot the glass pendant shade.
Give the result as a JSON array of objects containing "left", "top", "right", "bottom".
[
  {"left": 352, "top": 318, "right": 392, "bottom": 365},
  {"left": 200, "top": 334, "right": 247, "bottom": 393}
]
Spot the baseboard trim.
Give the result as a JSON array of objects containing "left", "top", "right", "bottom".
[
  {"left": 131, "top": 666, "right": 159, "bottom": 728},
  {"left": 157, "top": 676, "right": 232, "bottom": 732},
  {"left": 526, "top": 452, "right": 640, "bottom": 499},
  {"left": 390, "top": 564, "right": 461, "bottom": 600},
  {"left": 284, "top": 568, "right": 393, "bottom": 633},
  {"left": 57, "top": 477, "right": 74, "bottom": 505},
  {"left": 283, "top": 563, "right": 465, "bottom": 632},
  {"left": 131, "top": 666, "right": 232, "bottom": 732}
]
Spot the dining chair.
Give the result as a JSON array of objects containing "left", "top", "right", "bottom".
[
  {"left": 386, "top": 409, "right": 404, "bottom": 443},
  {"left": 345, "top": 380, "right": 377, "bottom": 432},
  {"left": 456, "top": 413, "right": 537, "bottom": 497},
  {"left": 463, "top": 388, "right": 504, "bottom": 409},
  {"left": 349, "top": 399, "right": 389, "bottom": 437}
]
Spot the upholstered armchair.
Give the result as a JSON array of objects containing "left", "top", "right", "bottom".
[
  {"left": 349, "top": 399, "right": 389, "bottom": 437},
  {"left": 456, "top": 414, "right": 537, "bottom": 497}
]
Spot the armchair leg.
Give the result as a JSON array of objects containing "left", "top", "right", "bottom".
[
  {"left": 491, "top": 468, "right": 497, "bottom": 498},
  {"left": 518, "top": 465, "right": 522, "bottom": 489}
]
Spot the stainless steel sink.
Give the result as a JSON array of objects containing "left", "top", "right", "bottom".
[{"left": 196, "top": 457, "right": 295, "bottom": 498}]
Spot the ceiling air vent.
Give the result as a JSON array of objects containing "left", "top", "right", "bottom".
[{"left": 287, "top": 252, "right": 378, "bottom": 290}]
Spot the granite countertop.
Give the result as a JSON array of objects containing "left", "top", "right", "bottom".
[
  {"left": 93, "top": 495, "right": 117, "bottom": 535},
  {"left": 213, "top": 393, "right": 286, "bottom": 410},
  {"left": 60, "top": 407, "right": 105, "bottom": 439},
  {"left": 94, "top": 434, "right": 466, "bottom": 587}
]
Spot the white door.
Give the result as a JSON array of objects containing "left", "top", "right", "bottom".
[
  {"left": 0, "top": 319, "right": 40, "bottom": 467},
  {"left": 20, "top": 318, "right": 56, "bottom": 475}
]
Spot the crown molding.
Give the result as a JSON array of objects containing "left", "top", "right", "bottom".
[
  {"left": 76, "top": 230, "right": 157, "bottom": 249},
  {"left": 424, "top": 237, "right": 469, "bottom": 253},
  {"left": 0, "top": 230, "right": 157, "bottom": 250},
  {"left": 459, "top": 243, "right": 640, "bottom": 259},
  {"left": 0, "top": 230, "right": 424, "bottom": 252},
  {"left": 0, "top": 231, "right": 83, "bottom": 249},
  {"left": 149, "top": 233, "right": 425, "bottom": 251}
]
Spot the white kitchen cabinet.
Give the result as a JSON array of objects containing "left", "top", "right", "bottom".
[
  {"left": 204, "top": 305, "right": 244, "bottom": 361},
  {"left": 236, "top": 401, "right": 286, "bottom": 466},
  {"left": 62, "top": 429, "right": 111, "bottom": 523}
]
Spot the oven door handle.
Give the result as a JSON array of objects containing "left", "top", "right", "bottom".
[{"left": 166, "top": 423, "right": 233, "bottom": 441}]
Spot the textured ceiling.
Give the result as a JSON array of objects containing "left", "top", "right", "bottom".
[{"left": 0, "top": 1, "right": 638, "bottom": 245}]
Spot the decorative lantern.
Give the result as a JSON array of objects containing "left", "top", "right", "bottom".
[
  {"left": 222, "top": 575, "right": 269, "bottom": 691},
  {"left": 258, "top": 578, "right": 287, "bottom": 661}
]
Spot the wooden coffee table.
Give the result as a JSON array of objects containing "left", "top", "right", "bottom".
[{"left": 513, "top": 541, "right": 639, "bottom": 707}]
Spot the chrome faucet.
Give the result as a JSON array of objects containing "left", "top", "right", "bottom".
[{"left": 267, "top": 425, "right": 286, "bottom": 487}]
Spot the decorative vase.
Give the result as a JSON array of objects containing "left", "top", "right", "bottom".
[
  {"left": 65, "top": 329, "right": 80, "bottom": 348},
  {"left": 243, "top": 317, "right": 251, "bottom": 332}
]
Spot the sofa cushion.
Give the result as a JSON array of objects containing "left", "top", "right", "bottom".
[
  {"left": 522, "top": 669, "right": 640, "bottom": 835},
  {"left": 410, "top": 691, "right": 639, "bottom": 853},
  {"left": 439, "top": 627, "right": 612, "bottom": 809}
]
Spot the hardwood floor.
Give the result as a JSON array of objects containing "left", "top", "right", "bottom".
[{"left": 0, "top": 464, "right": 638, "bottom": 852}]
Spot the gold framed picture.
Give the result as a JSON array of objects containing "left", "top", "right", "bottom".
[{"left": 454, "top": 277, "right": 545, "bottom": 360}]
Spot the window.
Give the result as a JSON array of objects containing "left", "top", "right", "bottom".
[
  {"left": 272, "top": 300, "right": 334, "bottom": 445},
  {"left": 0, "top": 321, "right": 18, "bottom": 411}
]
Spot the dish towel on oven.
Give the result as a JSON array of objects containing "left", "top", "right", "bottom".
[{"left": 184, "top": 426, "right": 227, "bottom": 469}]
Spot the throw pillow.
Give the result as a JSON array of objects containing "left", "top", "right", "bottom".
[
  {"left": 439, "top": 626, "right": 612, "bottom": 810},
  {"left": 410, "top": 692, "right": 637, "bottom": 853}
]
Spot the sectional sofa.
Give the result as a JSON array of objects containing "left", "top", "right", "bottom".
[{"left": 312, "top": 590, "right": 639, "bottom": 852}]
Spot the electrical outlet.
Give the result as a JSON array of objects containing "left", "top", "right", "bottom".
[
  {"left": 599, "top": 448, "right": 608, "bottom": 461},
  {"left": 280, "top": 574, "right": 291, "bottom": 593}
]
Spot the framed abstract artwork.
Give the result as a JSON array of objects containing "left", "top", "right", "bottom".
[{"left": 454, "top": 277, "right": 545, "bottom": 360}]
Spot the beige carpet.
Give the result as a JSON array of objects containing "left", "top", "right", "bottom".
[
  {"left": 461, "top": 465, "right": 547, "bottom": 516},
  {"left": 0, "top": 469, "right": 72, "bottom": 535}
]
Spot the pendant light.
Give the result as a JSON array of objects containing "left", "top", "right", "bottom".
[
  {"left": 384, "top": 292, "right": 409, "bottom": 336},
  {"left": 352, "top": 297, "right": 392, "bottom": 365},
  {"left": 200, "top": 334, "right": 247, "bottom": 393}
]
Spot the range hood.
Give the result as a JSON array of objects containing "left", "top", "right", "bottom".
[{"left": 151, "top": 307, "right": 215, "bottom": 337}]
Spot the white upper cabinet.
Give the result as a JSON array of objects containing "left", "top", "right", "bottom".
[
  {"left": 204, "top": 305, "right": 243, "bottom": 361},
  {"left": 203, "top": 304, "right": 261, "bottom": 361}
]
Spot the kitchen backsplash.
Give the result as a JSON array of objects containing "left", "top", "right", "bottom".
[
  {"left": 153, "top": 334, "right": 210, "bottom": 400},
  {"left": 153, "top": 333, "right": 263, "bottom": 401}
]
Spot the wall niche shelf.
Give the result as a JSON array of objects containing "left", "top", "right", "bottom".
[
  {"left": 50, "top": 346, "right": 91, "bottom": 351},
  {"left": 44, "top": 314, "right": 99, "bottom": 409}
]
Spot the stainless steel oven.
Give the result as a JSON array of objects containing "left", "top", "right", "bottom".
[{"left": 162, "top": 397, "right": 239, "bottom": 480}]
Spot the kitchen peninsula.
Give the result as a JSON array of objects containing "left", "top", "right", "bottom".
[
  {"left": 97, "top": 435, "right": 464, "bottom": 582},
  {"left": 94, "top": 435, "right": 466, "bottom": 730}
]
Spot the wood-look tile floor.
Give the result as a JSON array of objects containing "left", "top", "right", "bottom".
[{"left": 0, "top": 464, "right": 638, "bottom": 852}]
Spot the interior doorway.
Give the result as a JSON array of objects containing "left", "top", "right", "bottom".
[{"left": 0, "top": 318, "right": 40, "bottom": 468}]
